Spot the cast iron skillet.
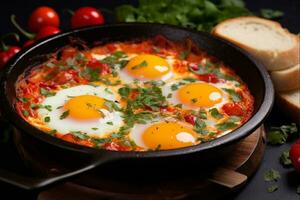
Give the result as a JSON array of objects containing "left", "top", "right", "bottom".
[{"left": 0, "top": 23, "right": 274, "bottom": 190}]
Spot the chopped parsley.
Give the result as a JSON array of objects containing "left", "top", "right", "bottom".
[
  {"left": 267, "top": 185, "right": 278, "bottom": 193},
  {"left": 91, "top": 128, "right": 98, "bottom": 130},
  {"left": 71, "top": 131, "right": 89, "bottom": 140},
  {"left": 106, "top": 122, "right": 113, "bottom": 125},
  {"left": 216, "top": 116, "right": 240, "bottom": 131},
  {"left": 22, "top": 110, "right": 29, "bottom": 117},
  {"left": 194, "top": 117, "right": 207, "bottom": 134},
  {"left": 60, "top": 110, "right": 70, "bottom": 120},
  {"left": 267, "top": 123, "right": 298, "bottom": 145},
  {"left": 264, "top": 169, "right": 281, "bottom": 182},
  {"left": 260, "top": 9, "right": 284, "bottom": 19},
  {"left": 131, "top": 60, "right": 148, "bottom": 70},
  {"left": 40, "top": 88, "right": 56, "bottom": 97},
  {"left": 222, "top": 88, "right": 241, "bottom": 102},
  {"left": 44, "top": 116, "right": 50, "bottom": 122},
  {"left": 209, "top": 108, "right": 223, "bottom": 119},
  {"left": 118, "top": 86, "right": 131, "bottom": 98},
  {"left": 279, "top": 151, "right": 292, "bottom": 167},
  {"left": 179, "top": 50, "right": 189, "bottom": 60}
]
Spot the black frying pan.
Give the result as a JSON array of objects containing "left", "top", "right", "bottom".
[{"left": 0, "top": 23, "right": 274, "bottom": 190}]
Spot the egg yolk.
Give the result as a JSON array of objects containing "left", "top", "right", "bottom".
[
  {"left": 64, "top": 95, "right": 106, "bottom": 120},
  {"left": 177, "top": 83, "right": 222, "bottom": 107},
  {"left": 125, "top": 54, "right": 171, "bottom": 80},
  {"left": 142, "top": 122, "right": 197, "bottom": 150}
]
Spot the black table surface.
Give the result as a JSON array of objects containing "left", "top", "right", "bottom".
[{"left": 0, "top": 0, "right": 299, "bottom": 199}]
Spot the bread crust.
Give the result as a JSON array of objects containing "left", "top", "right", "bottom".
[
  {"left": 271, "top": 64, "right": 300, "bottom": 92},
  {"left": 212, "top": 17, "right": 300, "bottom": 71},
  {"left": 276, "top": 90, "right": 300, "bottom": 125}
]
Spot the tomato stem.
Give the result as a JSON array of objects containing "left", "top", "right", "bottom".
[
  {"left": 0, "top": 32, "right": 20, "bottom": 51},
  {"left": 64, "top": 9, "right": 74, "bottom": 16},
  {"left": 10, "top": 15, "right": 36, "bottom": 40}
]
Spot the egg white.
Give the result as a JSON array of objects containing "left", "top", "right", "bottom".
[{"left": 38, "top": 85, "right": 124, "bottom": 137}]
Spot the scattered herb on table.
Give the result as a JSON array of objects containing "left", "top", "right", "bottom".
[
  {"left": 260, "top": 9, "right": 284, "bottom": 19},
  {"left": 267, "top": 185, "right": 279, "bottom": 193},
  {"left": 264, "top": 169, "right": 281, "bottom": 182},
  {"left": 279, "top": 150, "right": 292, "bottom": 167},
  {"left": 267, "top": 123, "right": 298, "bottom": 145}
]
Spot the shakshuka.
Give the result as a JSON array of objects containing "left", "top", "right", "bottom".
[{"left": 15, "top": 36, "right": 254, "bottom": 151}]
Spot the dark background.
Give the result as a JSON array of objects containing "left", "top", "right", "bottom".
[{"left": 0, "top": 0, "right": 299, "bottom": 199}]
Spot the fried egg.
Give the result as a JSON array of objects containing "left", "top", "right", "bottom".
[
  {"left": 162, "top": 80, "right": 231, "bottom": 110},
  {"left": 130, "top": 119, "right": 198, "bottom": 150},
  {"left": 119, "top": 54, "right": 174, "bottom": 82},
  {"left": 38, "top": 85, "right": 124, "bottom": 137}
]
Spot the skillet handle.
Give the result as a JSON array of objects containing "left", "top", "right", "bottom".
[{"left": 0, "top": 162, "right": 99, "bottom": 190}]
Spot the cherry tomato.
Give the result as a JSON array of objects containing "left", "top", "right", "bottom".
[
  {"left": 197, "top": 73, "right": 219, "bottom": 83},
  {"left": 71, "top": 7, "right": 104, "bottom": 29},
  {"left": 222, "top": 103, "right": 244, "bottom": 116},
  {"left": 36, "top": 26, "right": 60, "bottom": 40},
  {"left": 28, "top": 6, "right": 60, "bottom": 33},
  {"left": 0, "top": 46, "right": 21, "bottom": 69},
  {"left": 290, "top": 140, "right": 300, "bottom": 172},
  {"left": 23, "top": 40, "right": 34, "bottom": 47}
]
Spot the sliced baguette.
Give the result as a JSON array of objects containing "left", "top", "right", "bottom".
[
  {"left": 212, "top": 17, "right": 300, "bottom": 71},
  {"left": 271, "top": 64, "right": 300, "bottom": 92},
  {"left": 277, "top": 89, "right": 300, "bottom": 124}
]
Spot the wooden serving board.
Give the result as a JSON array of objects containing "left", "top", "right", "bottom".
[{"left": 14, "top": 126, "right": 265, "bottom": 200}]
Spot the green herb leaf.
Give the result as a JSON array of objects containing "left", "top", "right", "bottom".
[
  {"left": 179, "top": 51, "right": 189, "bottom": 60},
  {"left": 194, "top": 117, "right": 207, "bottom": 134},
  {"left": 267, "top": 123, "right": 298, "bottom": 145},
  {"left": 71, "top": 131, "right": 89, "bottom": 140},
  {"left": 260, "top": 9, "right": 284, "bottom": 19},
  {"left": 22, "top": 110, "right": 29, "bottom": 117},
  {"left": 104, "top": 100, "right": 121, "bottom": 112},
  {"left": 216, "top": 116, "right": 240, "bottom": 131},
  {"left": 264, "top": 169, "right": 281, "bottom": 182},
  {"left": 222, "top": 88, "right": 241, "bottom": 102},
  {"left": 209, "top": 108, "right": 223, "bottom": 119},
  {"left": 118, "top": 86, "right": 131, "bottom": 98},
  {"left": 60, "top": 110, "right": 70, "bottom": 120},
  {"left": 280, "top": 151, "right": 292, "bottom": 167},
  {"left": 19, "top": 97, "right": 30, "bottom": 103},
  {"left": 44, "top": 116, "right": 50, "bottom": 122},
  {"left": 131, "top": 60, "right": 148, "bottom": 70},
  {"left": 267, "top": 185, "right": 278, "bottom": 193},
  {"left": 297, "top": 185, "right": 300, "bottom": 194},
  {"left": 40, "top": 88, "right": 56, "bottom": 97},
  {"left": 49, "top": 129, "right": 57, "bottom": 135}
]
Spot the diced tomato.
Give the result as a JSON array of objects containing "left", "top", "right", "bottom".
[
  {"left": 60, "top": 134, "right": 77, "bottom": 143},
  {"left": 197, "top": 74, "right": 219, "bottom": 83},
  {"left": 87, "top": 59, "right": 111, "bottom": 75},
  {"left": 189, "top": 63, "right": 199, "bottom": 71},
  {"left": 184, "top": 114, "right": 196, "bottom": 125},
  {"left": 160, "top": 106, "right": 176, "bottom": 112},
  {"left": 39, "top": 82, "right": 58, "bottom": 90},
  {"left": 106, "top": 44, "right": 117, "bottom": 52},
  {"left": 222, "top": 103, "right": 244, "bottom": 116},
  {"left": 77, "top": 140, "right": 94, "bottom": 147},
  {"left": 52, "top": 71, "right": 75, "bottom": 85},
  {"left": 102, "top": 142, "right": 130, "bottom": 151},
  {"left": 61, "top": 47, "right": 77, "bottom": 60}
]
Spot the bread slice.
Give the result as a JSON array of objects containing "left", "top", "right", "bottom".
[
  {"left": 276, "top": 89, "right": 300, "bottom": 124},
  {"left": 271, "top": 64, "right": 300, "bottom": 92},
  {"left": 212, "top": 17, "right": 300, "bottom": 71}
]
